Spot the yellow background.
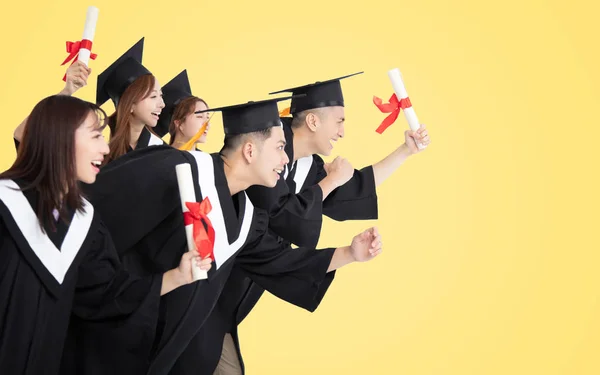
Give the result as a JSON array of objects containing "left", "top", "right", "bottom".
[{"left": 1, "top": 0, "right": 599, "bottom": 374}]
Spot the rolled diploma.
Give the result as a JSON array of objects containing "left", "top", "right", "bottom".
[
  {"left": 388, "top": 68, "right": 426, "bottom": 149},
  {"left": 175, "top": 163, "right": 207, "bottom": 281},
  {"left": 77, "top": 6, "right": 99, "bottom": 65}
]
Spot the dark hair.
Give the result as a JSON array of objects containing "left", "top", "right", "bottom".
[
  {"left": 168, "top": 96, "right": 208, "bottom": 145},
  {"left": 219, "top": 128, "right": 273, "bottom": 156},
  {"left": 0, "top": 95, "right": 107, "bottom": 232},
  {"left": 291, "top": 107, "right": 329, "bottom": 128},
  {"left": 105, "top": 74, "right": 157, "bottom": 164}
]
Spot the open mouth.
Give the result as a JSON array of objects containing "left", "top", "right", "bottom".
[
  {"left": 91, "top": 160, "right": 102, "bottom": 173},
  {"left": 151, "top": 112, "right": 161, "bottom": 120},
  {"left": 273, "top": 167, "right": 283, "bottom": 180}
]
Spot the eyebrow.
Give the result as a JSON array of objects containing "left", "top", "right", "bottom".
[{"left": 88, "top": 122, "right": 104, "bottom": 131}]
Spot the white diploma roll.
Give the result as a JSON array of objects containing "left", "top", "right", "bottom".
[
  {"left": 175, "top": 163, "right": 208, "bottom": 281},
  {"left": 77, "top": 6, "right": 99, "bottom": 65},
  {"left": 388, "top": 68, "right": 426, "bottom": 150}
]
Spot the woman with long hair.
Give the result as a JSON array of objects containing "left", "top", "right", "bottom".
[
  {"left": 0, "top": 95, "right": 211, "bottom": 374},
  {"left": 157, "top": 69, "right": 211, "bottom": 151},
  {"left": 96, "top": 37, "right": 167, "bottom": 164}
]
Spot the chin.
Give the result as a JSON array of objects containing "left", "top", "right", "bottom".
[
  {"left": 145, "top": 118, "right": 158, "bottom": 127},
  {"left": 80, "top": 175, "right": 96, "bottom": 184},
  {"left": 263, "top": 178, "right": 277, "bottom": 188},
  {"left": 198, "top": 134, "right": 207, "bottom": 143}
]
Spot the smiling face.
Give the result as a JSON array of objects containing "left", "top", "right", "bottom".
[
  {"left": 179, "top": 100, "right": 210, "bottom": 143},
  {"left": 311, "top": 106, "right": 345, "bottom": 156},
  {"left": 131, "top": 79, "right": 165, "bottom": 127},
  {"left": 245, "top": 126, "right": 289, "bottom": 188},
  {"left": 74, "top": 111, "right": 110, "bottom": 184}
]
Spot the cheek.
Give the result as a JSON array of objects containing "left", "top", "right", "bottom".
[
  {"left": 132, "top": 107, "right": 144, "bottom": 118},
  {"left": 182, "top": 121, "right": 196, "bottom": 136},
  {"left": 145, "top": 100, "right": 156, "bottom": 113},
  {"left": 330, "top": 124, "right": 339, "bottom": 136},
  {"left": 75, "top": 150, "right": 88, "bottom": 176},
  {"left": 317, "top": 125, "right": 329, "bottom": 138},
  {"left": 191, "top": 118, "right": 203, "bottom": 130},
  {"left": 74, "top": 140, "right": 86, "bottom": 162},
  {"left": 136, "top": 100, "right": 152, "bottom": 114}
]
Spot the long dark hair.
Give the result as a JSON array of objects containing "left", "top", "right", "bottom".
[
  {"left": 0, "top": 95, "right": 107, "bottom": 231},
  {"left": 167, "top": 96, "right": 207, "bottom": 145},
  {"left": 105, "top": 74, "right": 157, "bottom": 164}
]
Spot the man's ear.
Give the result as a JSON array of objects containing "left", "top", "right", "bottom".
[
  {"left": 306, "top": 112, "right": 319, "bottom": 132},
  {"left": 242, "top": 139, "right": 255, "bottom": 163}
]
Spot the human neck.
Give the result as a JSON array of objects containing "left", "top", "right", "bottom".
[
  {"left": 129, "top": 120, "right": 145, "bottom": 149},
  {"left": 291, "top": 127, "right": 317, "bottom": 162},
  {"left": 172, "top": 132, "right": 191, "bottom": 147},
  {"left": 221, "top": 154, "right": 254, "bottom": 196}
]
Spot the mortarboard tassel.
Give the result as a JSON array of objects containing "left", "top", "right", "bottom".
[{"left": 177, "top": 115, "right": 212, "bottom": 151}]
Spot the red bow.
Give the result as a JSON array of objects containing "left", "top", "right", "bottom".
[
  {"left": 373, "top": 93, "right": 412, "bottom": 134},
  {"left": 182, "top": 198, "right": 215, "bottom": 261},
  {"left": 60, "top": 39, "right": 97, "bottom": 81}
]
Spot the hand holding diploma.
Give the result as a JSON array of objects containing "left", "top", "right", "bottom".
[
  {"left": 61, "top": 61, "right": 91, "bottom": 96},
  {"left": 161, "top": 252, "right": 212, "bottom": 295},
  {"left": 373, "top": 68, "right": 429, "bottom": 150},
  {"left": 403, "top": 124, "right": 430, "bottom": 154},
  {"left": 176, "top": 163, "right": 215, "bottom": 281},
  {"left": 60, "top": 6, "right": 99, "bottom": 81}
]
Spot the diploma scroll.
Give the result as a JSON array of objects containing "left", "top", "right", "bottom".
[
  {"left": 175, "top": 163, "right": 208, "bottom": 281},
  {"left": 61, "top": 6, "right": 99, "bottom": 81},
  {"left": 77, "top": 6, "right": 99, "bottom": 65},
  {"left": 387, "top": 68, "right": 426, "bottom": 150}
]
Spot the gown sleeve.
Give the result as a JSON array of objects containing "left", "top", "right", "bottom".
[
  {"left": 245, "top": 174, "right": 324, "bottom": 248},
  {"left": 314, "top": 154, "right": 380, "bottom": 221},
  {"left": 234, "top": 209, "right": 336, "bottom": 312},
  {"left": 71, "top": 217, "right": 163, "bottom": 321},
  {"left": 60, "top": 217, "right": 166, "bottom": 375}
]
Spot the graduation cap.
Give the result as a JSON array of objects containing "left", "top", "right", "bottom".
[
  {"left": 195, "top": 96, "right": 301, "bottom": 136},
  {"left": 96, "top": 37, "right": 151, "bottom": 107},
  {"left": 269, "top": 72, "right": 363, "bottom": 115},
  {"left": 155, "top": 69, "right": 193, "bottom": 137}
]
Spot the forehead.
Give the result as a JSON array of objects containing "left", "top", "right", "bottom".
[
  {"left": 269, "top": 125, "right": 286, "bottom": 142},
  {"left": 329, "top": 106, "right": 345, "bottom": 118},
  {"left": 195, "top": 101, "right": 208, "bottom": 111},
  {"left": 78, "top": 110, "right": 101, "bottom": 131}
]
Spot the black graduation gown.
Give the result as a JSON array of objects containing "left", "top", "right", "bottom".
[
  {"left": 79, "top": 146, "right": 336, "bottom": 375},
  {"left": 245, "top": 117, "right": 378, "bottom": 248},
  {"left": 0, "top": 179, "right": 162, "bottom": 375},
  {"left": 128, "top": 126, "right": 167, "bottom": 151},
  {"left": 203, "top": 118, "right": 378, "bottom": 374}
]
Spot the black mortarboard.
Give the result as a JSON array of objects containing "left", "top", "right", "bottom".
[
  {"left": 268, "top": 72, "right": 363, "bottom": 115},
  {"left": 195, "top": 96, "right": 301, "bottom": 136},
  {"left": 155, "top": 69, "right": 193, "bottom": 137},
  {"left": 96, "top": 37, "right": 151, "bottom": 107}
]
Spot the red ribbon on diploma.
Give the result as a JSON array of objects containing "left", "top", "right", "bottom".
[
  {"left": 182, "top": 197, "right": 215, "bottom": 261},
  {"left": 373, "top": 93, "right": 412, "bottom": 134},
  {"left": 60, "top": 39, "right": 98, "bottom": 81}
]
